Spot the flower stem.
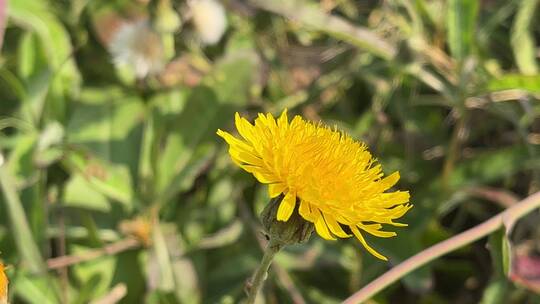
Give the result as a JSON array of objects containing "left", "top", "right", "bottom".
[
  {"left": 246, "top": 239, "right": 282, "bottom": 304},
  {"left": 343, "top": 191, "right": 540, "bottom": 304}
]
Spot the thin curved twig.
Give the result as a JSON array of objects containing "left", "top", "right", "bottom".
[{"left": 47, "top": 238, "right": 140, "bottom": 270}]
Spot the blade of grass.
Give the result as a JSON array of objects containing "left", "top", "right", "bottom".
[
  {"left": 0, "top": 0, "right": 6, "bottom": 51},
  {"left": 150, "top": 222, "right": 175, "bottom": 291},
  {"left": 0, "top": 162, "right": 45, "bottom": 273},
  {"left": 13, "top": 273, "right": 58, "bottom": 304},
  {"left": 511, "top": 0, "right": 539, "bottom": 75},
  {"left": 446, "top": 0, "right": 478, "bottom": 61},
  {"left": 248, "top": 0, "right": 396, "bottom": 59}
]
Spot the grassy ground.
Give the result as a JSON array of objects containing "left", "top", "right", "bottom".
[{"left": 1, "top": 0, "right": 540, "bottom": 303}]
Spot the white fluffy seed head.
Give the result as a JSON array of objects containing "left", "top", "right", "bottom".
[
  {"left": 190, "top": 0, "right": 228, "bottom": 45},
  {"left": 108, "top": 20, "right": 165, "bottom": 78}
]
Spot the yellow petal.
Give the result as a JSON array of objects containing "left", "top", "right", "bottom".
[
  {"left": 217, "top": 129, "right": 254, "bottom": 152},
  {"left": 238, "top": 164, "right": 279, "bottom": 184},
  {"left": 277, "top": 191, "right": 296, "bottom": 221},
  {"left": 359, "top": 223, "right": 396, "bottom": 238},
  {"left": 350, "top": 225, "right": 387, "bottom": 261},
  {"left": 266, "top": 113, "right": 277, "bottom": 132},
  {"left": 323, "top": 213, "right": 351, "bottom": 238},
  {"left": 334, "top": 214, "right": 354, "bottom": 226},
  {"left": 388, "top": 203, "right": 413, "bottom": 218},
  {"left": 378, "top": 191, "right": 411, "bottom": 208},
  {"left": 378, "top": 171, "right": 400, "bottom": 191},
  {"left": 299, "top": 200, "right": 316, "bottom": 222},
  {"left": 388, "top": 221, "right": 408, "bottom": 227},
  {"left": 229, "top": 148, "right": 263, "bottom": 167},
  {"left": 255, "top": 113, "right": 269, "bottom": 128},
  {"left": 252, "top": 171, "right": 279, "bottom": 184},
  {"left": 277, "top": 109, "right": 289, "bottom": 128},
  {"left": 314, "top": 209, "right": 336, "bottom": 240},
  {"left": 235, "top": 113, "right": 257, "bottom": 144},
  {"left": 268, "top": 183, "right": 286, "bottom": 198}
]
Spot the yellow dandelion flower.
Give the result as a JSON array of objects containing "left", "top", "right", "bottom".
[
  {"left": 0, "top": 262, "right": 8, "bottom": 304},
  {"left": 217, "top": 109, "right": 411, "bottom": 260}
]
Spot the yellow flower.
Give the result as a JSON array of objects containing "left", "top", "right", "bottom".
[
  {"left": 0, "top": 262, "right": 7, "bottom": 304},
  {"left": 217, "top": 110, "right": 411, "bottom": 260}
]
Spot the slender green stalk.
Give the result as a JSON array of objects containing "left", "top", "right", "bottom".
[
  {"left": 343, "top": 191, "right": 540, "bottom": 304},
  {"left": 0, "top": 163, "right": 45, "bottom": 273},
  {"left": 246, "top": 239, "right": 282, "bottom": 304},
  {"left": 442, "top": 112, "right": 467, "bottom": 188},
  {"left": 247, "top": 0, "right": 396, "bottom": 59}
]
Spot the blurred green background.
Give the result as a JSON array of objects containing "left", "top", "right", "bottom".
[{"left": 1, "top": 0, "right": 540, "bottom": 303}]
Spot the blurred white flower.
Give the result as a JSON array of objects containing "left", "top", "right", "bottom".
[
  {"left": 108, "top": 20, "right": 165, "bottom": 78},
  {"left": 190, "top": 0, "right": 227, "bottom": 45}
]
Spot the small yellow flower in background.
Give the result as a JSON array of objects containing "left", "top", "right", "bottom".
[
  {"left": 217, "top": 110, "right": 411, "bottom": 260},
  {"left": 0, "top": 262, "right": 8, "bottom": 304}
]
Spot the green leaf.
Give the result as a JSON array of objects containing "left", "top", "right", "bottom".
[
  {"left": 9, "top": 0, "right": 81, "bottom": 122},
  {"left": 63, "top": 173, "right": 111, "bottom": 212},
  {"left": 13, "top": 273, "right": 60, "bottom": 304},
  {"left": 0, "top": 0, "right": 5, "bottom": 51},
  {"left": 155, "top": 87, "right": 217, "bottom": 198},
  {"left": 446, "top": 0, "right": 478, "bottom": 60},
  {"left": 448, "top": 145, "right": 538, "bottom": 190},
  {"left": 511, "top": 0, "right": 539, "bottom": 75},
  {"left": 482, "top": 229, "right": 511, "bottom": 304},
  {"left": 8, "top": 0, "right": 75, "bottom": 71},
  {"left": 5, "top": 133, "right": 37, "bottom": 181},
  {"left": 85, "top": 164, "right": 133, "bottom": 208},
  {"left": 502, "top": 230, "right": 511, "bottom": 277},
  {"left": 17, "top": 31, "right": 40, "bottom": 81},
  {"left": 480, "top": 279, "right": 508, "bottom": 304},
  {"left": 149, "top": 224, "right": 176, "bottom": 291},
  {"left": 488, "top": 228, "right": 511, "bottom": 278},
  {"left": 24, "top": 69, "right": 52, "bottom": 125},
  {"left": 110, "top": 252, "right": 146, "bottom": 303},
  {"left": 171, "top": 243, "right": 200, "bottom": 303},
  {"left": 148, "top": 224, "right": 200, "bottom": 302},
  {"left": 0, "top": 164, "right": 45, "bottom": 273},
  {"left": 156, "top": 49, "right": 259, "bottom": 203},
  {"left": 34, "top": 121, "right": 64, "bottom": 167},
  {"left": 487, "top": 74, "right": 540, "bottom": 94},
  {"left": 63, "top": 152, "right": 134, "bottom": 211},
  {"left": 73, "top": 274, "right": 102, "bottom": 304},
  {"left": 196, "top": 220, "right": 243, "bottom": 250},
  {"left": 66, "top": 87, "right": 144, "bottom": 170},
  {"left": 71, "top": 244, "right": 117, "bottom": 300},
  {"left": 204, "top": 49, "right": 260, "bottom": 104}
]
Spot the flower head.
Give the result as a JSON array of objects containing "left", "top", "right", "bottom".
[
  {"left": 190, "top": 0, "right": 227, "bottom": 45},
  {"left": 108, "top": 20, "right": 165, "bottom": 78},
  {"left": 217, "top": 110, "right": 411, "bottom": 260},
  {"left": 0, "top": 262, "right": 7, "bottom": 303}
]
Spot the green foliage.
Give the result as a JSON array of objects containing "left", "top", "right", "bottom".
[
  {"left": 0, "top": 0, "right": 539, "bottom": 303},
  {"left": 511, "top": 0, "right": 539, "bottom": 75},
  {"left": 447, "top": 0, "right": 479, "bottom": 61}
]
